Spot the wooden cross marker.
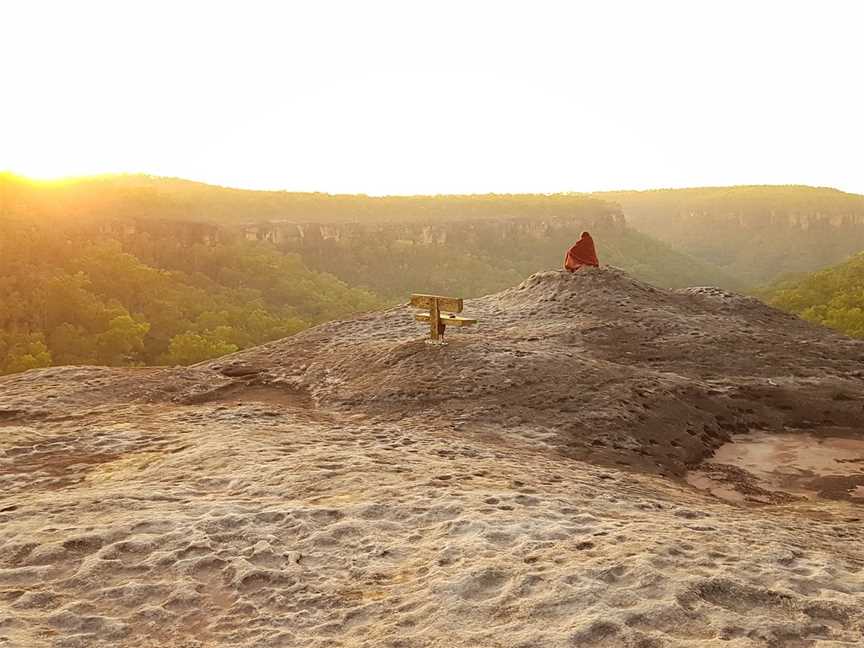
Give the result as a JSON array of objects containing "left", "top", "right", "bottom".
[{"left": 410, "top": 294, "right": 477, "bottom": 342}]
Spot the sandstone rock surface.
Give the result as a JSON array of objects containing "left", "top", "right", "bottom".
[{"left": 1, "top": 268, "right": 863, "bottom": 647}]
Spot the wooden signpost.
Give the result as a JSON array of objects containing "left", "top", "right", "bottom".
[{"left": 410, "top": 293, "right": 477, "bottom": 342}]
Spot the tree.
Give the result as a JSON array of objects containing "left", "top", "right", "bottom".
[
  {"left": 49, "top": 323, "right": 99, "bottom": 365},
  {"left": 0, "top": 332, "right": 52, "bottom": 374},
  {"left": 761, "top": 253, "right": 864, "bottom": 340},
  {"left": 161, "top": 330, "right": 239, "bottom": 365},
  {"left": 96, "top": 315, "right": 150, "bottom": 365}
]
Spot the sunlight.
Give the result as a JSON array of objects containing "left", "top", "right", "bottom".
[
  {"left": 7, "top": 167, "right": 99, "bottom": 184},
  {"left": 2, "top": 4, "right": 864, "bottom": 645},
  {"left": 2, "top": 0, "right": 862, "bottom": 195}
]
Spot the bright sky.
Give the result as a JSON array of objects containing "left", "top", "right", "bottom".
[{"left": 2, "top": 0, "right": 862, "bottom": 195}]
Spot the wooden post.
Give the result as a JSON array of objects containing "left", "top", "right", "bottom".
[{"left": 429, "top": 297, "right": 440, "bottom": 341}]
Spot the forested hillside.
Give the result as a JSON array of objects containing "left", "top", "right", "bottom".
[
  {"left": 759, "top": 252, "right": 864, "bottom": 339},
  {"left": 7, "top": 175, "right": 864, "bottom": 371},
  {"left": 0, "top": 216, "right": 381, "bottom": 375},
  {"left": 0, "top": 174, "right": 742, "bottom": 374},
  {"left": 1, "top": 172, "right": 618, "bottom": 225},
  {"left": 599, "top": 186, "right": 864, "bottom": 286},
  {"left": 1, "top": 172, "right": 738, "bottom": 286}
]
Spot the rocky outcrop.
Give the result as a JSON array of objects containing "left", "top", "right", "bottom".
[
  {"left": 157, "top": 267, "right": 863, "bottom": 477},
  {"left": 3, "top": 269, "right": 864, "bottom": 647},
  {"left": 93, "top": 219, "right": 223, "bottom": 246},
  {"left": 635, "top": 208, "right": 864, "bottom": 232},
  {"left": 237, "top": 210, "right": 627, "bottom": 252},
  {"left": 68, "top": 206, "right": 628, "bottom": 259}
]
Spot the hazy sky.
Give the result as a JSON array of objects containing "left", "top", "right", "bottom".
[{"left": 2, "top": 0, "right": 862, "bottom": 195}]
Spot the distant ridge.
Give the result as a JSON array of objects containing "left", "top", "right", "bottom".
[
  {"left": 0, "top": 172, "right": 741, "bottom": 299},
  {"left": 596, "top": 185, "right": 864, "bottom": 286},
  {"left": 7, "top": 173, "right": 862, "bottom": 288}
]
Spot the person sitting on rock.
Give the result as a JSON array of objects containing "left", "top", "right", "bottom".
[{"left": 564, "top": 231, "right": 600, "bottom": 272}]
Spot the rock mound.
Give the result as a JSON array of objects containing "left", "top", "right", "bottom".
[{"left": 136, "top": 267, "right": 864, "bottom": 476}]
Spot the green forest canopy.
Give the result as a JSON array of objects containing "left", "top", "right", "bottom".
[
  {"left": 8, "top": 174, "right": 864, "bottom": 375},
  {"left": 759, "top": 252, "right": 864, "bottom": 340},
  {"left": 0, "top": 216, "right": 382, "bottom": 375},
  {"left": 0, "top": 174, "right": 744, "bottom": 374}
]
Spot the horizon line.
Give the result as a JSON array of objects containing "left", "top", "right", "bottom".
[{"left": 2, "top": 169, "right": 861, "bottom": 200}]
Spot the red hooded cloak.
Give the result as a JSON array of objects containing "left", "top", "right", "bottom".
[{"left": 564, "top": 231, "right": 600, "bottom": 272}]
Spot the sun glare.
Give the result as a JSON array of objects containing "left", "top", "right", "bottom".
[
  {"left": 4, "top": 156, "right": 114, "bottom": 184},
  {"left": 2, "top": 0, "right": 863, "bottom": 195},
  {"left": 8, "top": 168, "right": 90, "bottom": 183}
]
